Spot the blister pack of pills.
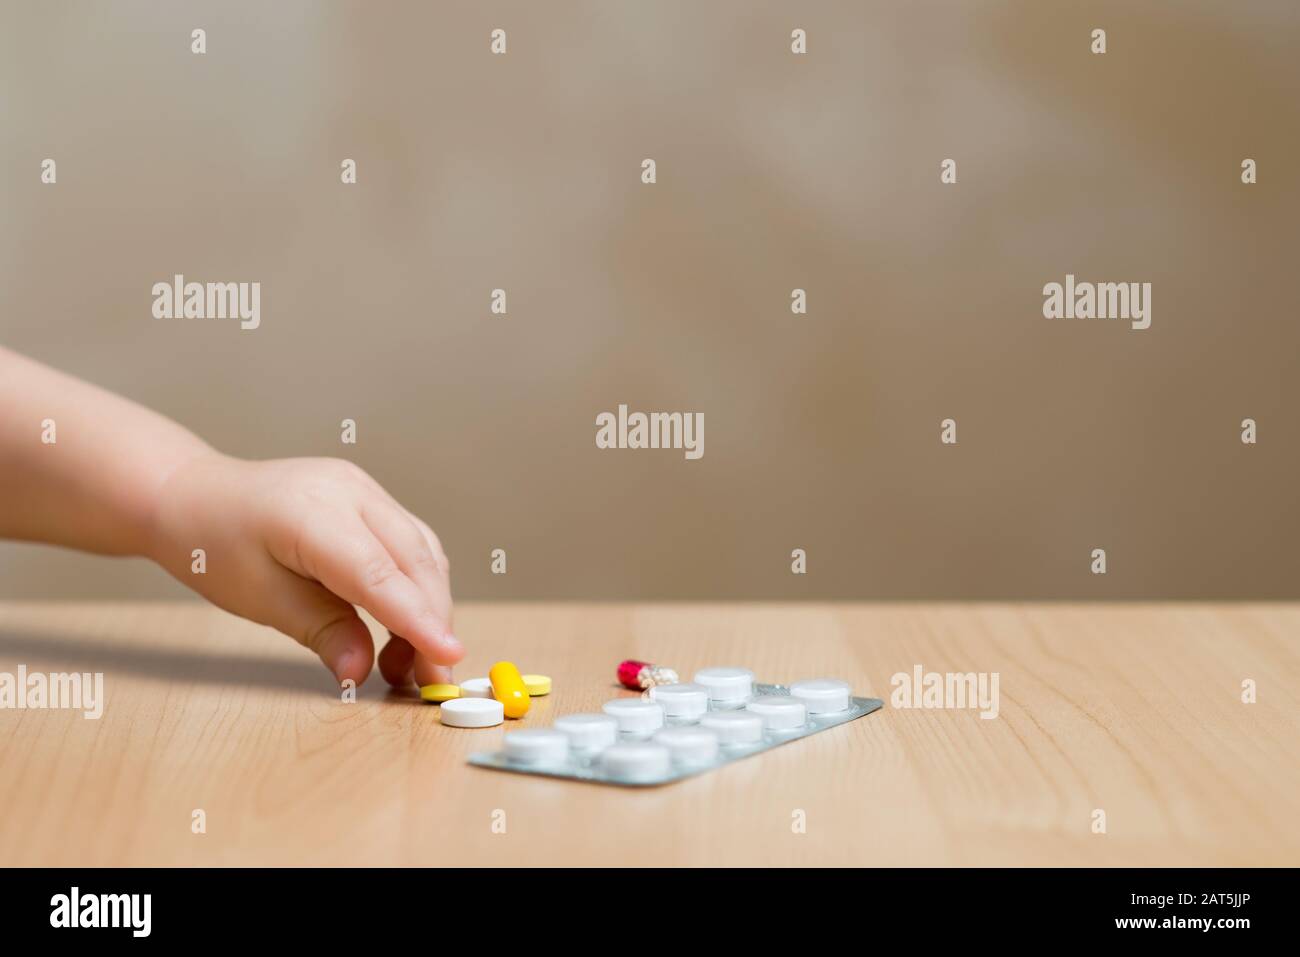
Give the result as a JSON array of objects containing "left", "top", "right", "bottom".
[{"left": 467, "top": 667, "right": 884, "bottom": 787}]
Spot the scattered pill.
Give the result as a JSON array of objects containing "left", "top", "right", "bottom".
[
  {"left": 459, "top": 677, "right": 494, "bottom": 698},
  {"left": 420, "top": 683, "right": 461, "bottom": 703},
  {"left": 489, "top": 661, "right": 531, "bottom": 718},
  {"left": 789, "top": 678, "right": 852, "bottom": 714},
  {"left": 654, "top": 726, "right": 720, "bottom": 766},
  {"left": 602, "top": 699, "right": 666, "bottom": 737},
  {"left": 699, "top": 710, "right": 764, "bottom": 745},
  {"left": 440, "top": 697, "right": 505, "bottom": 728},
  {"left": 601, "top": 742, "right": 672, "bottom": 782},
  {"left": 647, "top": 682, "right": 709, "bottom": 719},
  {"left": 554, "top": 713, "right": 619, "bottom": 752},
  {"left": 745, "top": 695, "right": 807, "bottom": 731},
  {"left": 693, "top": 667, "right": 755, "bottom": 704},
  {"left": 522, "top": 674, "right": 552, "bottom": 696},
  {"left": 503, "top": 729, "right": 570, "bottom": 766},
  {"left": 617, "top": 659, "right": 679, "bottom": 691}
]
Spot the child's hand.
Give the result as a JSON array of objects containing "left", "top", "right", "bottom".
[
  {"left": 148, "top": 452, "right": 461, "bottom": 688},
  {"left": 1, "top": 348, "right": 454, "bottom": 688}
]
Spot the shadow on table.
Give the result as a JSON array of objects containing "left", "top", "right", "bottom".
[{"left": 0, "top": 628, "right": 420, "bottom": 701}]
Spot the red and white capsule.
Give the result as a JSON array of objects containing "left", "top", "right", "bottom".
[{"left": 617, "top": 659, "right": 679, "bottom": 691}]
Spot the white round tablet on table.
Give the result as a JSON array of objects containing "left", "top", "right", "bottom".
[
  {"left": 503, "top": 729, "right": 570, "bottom": 765},
  {"left": 648, "top": 682, "right": 709, "bottom": 719},
  {"left": 458, "top": 677, "right": 494, "bottom": 699},
  {"left": 602, "top": 699, "right": 665, "bottom": 736},
  {"left": 602, "top": 742, "right": 672, "bottom": 782},
  {"left": 699, "top": 710, "right": 764, "bottom": 745},
  {"left": 789, "top": 678, "right": 852, "bottom": 714},
  {"left": 554, "top": 713, "right": 619, "bottom": 751},
  {"left": 654, "top": 726, "right": 720, "bottom": 766},
  {"left": 692, "top": 667, "right": 754, "bottom": 704},
  {"left": 440, "top": 697, "right": 504, "bottom": 728},
  {"left": 745, "top": 695, "right": 807, "bottom": 731}
]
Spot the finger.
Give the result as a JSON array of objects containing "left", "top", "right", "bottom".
[
  {"left": 254, "top": 564, "right": 376, "bottom": 686},
  {"left": 403, "top": 512, "right": 451, "bottom": 593},
  {"left": 271, "top": 511, "right": 462, "bottom": 666},
  {"left": 413, "top": 656, "right": 454, "bottom": 687},
  {"left": 377, "top": 634, "right": 416, "bottom": 687},
  {"left": 360, "top": 501, "right": 453, "bottom": 627},
  {"left": 400, "top": 511, "right": 456, "bottom": 687},
  {"left": 361, "top": 502, "right": 458, "bottom": 684}
]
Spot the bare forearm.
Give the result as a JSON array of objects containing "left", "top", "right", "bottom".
[{"left": 0, "top": 347, "right": 212, "bottom": 557}]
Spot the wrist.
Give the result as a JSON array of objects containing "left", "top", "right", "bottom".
[{"left": 138, "top": 445, "right": 228, "bottom": 565}]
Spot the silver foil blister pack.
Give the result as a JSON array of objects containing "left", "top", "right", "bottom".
[{"left": 468, "top": 681, "right": 884, "bottom": 787}]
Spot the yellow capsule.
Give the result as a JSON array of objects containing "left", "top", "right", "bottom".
[
  {"left": 419, "top": 683, "right": 461, "bottom": 703},
  {"left": 489, "top": 661, "right": 531, "bottom": 718},
  {"left": 522, "top": 674, "right": 552, "bottom": 696}
]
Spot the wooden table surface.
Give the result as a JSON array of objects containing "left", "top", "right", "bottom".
[{"left": 1, "top": 601, "right": 1296, "bottom": 867}]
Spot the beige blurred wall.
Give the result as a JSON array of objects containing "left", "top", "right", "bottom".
[{"left": 2, "top": 0, "right": 1298, "bottom": 600}]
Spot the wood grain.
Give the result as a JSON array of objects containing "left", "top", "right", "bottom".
[{"left": 0, "top": 601, "right": 1296, "bottom": 866}]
